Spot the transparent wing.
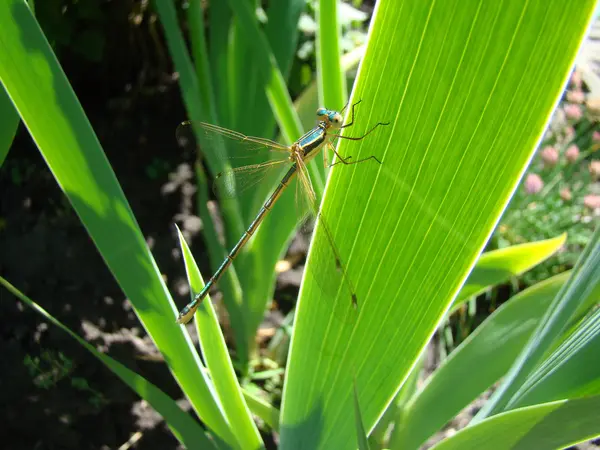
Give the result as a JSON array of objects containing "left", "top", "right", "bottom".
[
  {"left": 176, "top": 120, "right": 291, "bottom": 154},
  {"left": 295, "top": 156, "right": 318, "bottom": 219},
  {"left": 215, "top": 160, "right": 290, "bottom": 198},
  {"left": 176, "top": 120, "right": 292, "bottom": 198},
  {"left": 295, "top": 157, "right": 358, "bottom": 318}
]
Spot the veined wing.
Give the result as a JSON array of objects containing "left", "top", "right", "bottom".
[
  {"left": 215, "top": 159, "right": 290, "bottom": 199},
  {"left": 176, "top": 120, "right": 291, "bottom": 155},
  {"left": 176, "top": 120, "right": 293, "bottom": 199}
]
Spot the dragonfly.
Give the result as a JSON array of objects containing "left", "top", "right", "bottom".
[{"left": 176, "top": 100, "right": 388, "bottom": 324}]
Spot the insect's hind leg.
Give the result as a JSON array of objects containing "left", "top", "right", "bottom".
[{"left": 327, "top": 142, "right": 382, "bottom": 167}]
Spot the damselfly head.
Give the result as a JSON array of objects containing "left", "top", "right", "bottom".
[{"left": 316, "top": 107, "right": 343, "bottom": 129}]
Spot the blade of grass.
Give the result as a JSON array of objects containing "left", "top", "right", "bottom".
[
  {"left": 265, "top": 0, "right": 306, "bottom": 80},
  {"left": 478, "top": 225, "right": 600, "bottom": 418},
  {"left": 194, "top": 161, "right": 247, "bottom": 367},
  {"left": 246, "top": 0, "right": 305, "bottom": 143},
  {"left": 431, "top": 395, "right": 600, "bottom": 450},
  {"left": 243, "top": 389, "right": 281, "bottom": 432},
  {"left": 185, "top": 0, "right": 218, "bottom": 125},
  {"left": 512, "top": 296, "right": 600, "bottom": 408},
  {"left": 177, "top": 225, "right": 262, "bottom": 449},
  {"left": 317, "top": 0, "right": 347, "bottom": 109},
  {"left": 209, "top": 0, "right": 232, "bottom": 128}
]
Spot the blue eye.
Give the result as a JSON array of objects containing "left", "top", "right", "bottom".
[
  {"left": 328, "top": 113, "right": 336, "bottom": 120},
  {"left": 316, "top": 107, "right": 327, "bottom": 116}
]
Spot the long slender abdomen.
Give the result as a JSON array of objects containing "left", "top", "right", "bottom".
[{"left": 176, "top": 165, "right": 298, "bottom": 324}]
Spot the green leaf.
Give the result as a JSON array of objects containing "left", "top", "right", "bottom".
[
  {"left": 176, "top": 225, "right": 263, "bottom": 449},
  {"left": 265, "top": 0, "right": 305, "bottom": 81},
  {"left": 513, "top": 298, "right": 600, "bottom": 408},
  {"left": 478, "top": 224, "right": 600, "bottom": 418},
  {"left": 208, "top": 0, "right": 232, "bottom": 127},
  {"left": 317, "top": 0, "right": 347, "bottom": 108},
  {"left": 0, "top": 82, "right": 19, "bottom": 166},
  {"left": 389, "top": 271, "right": 569, "bottom": 450},
  {"left": 246, "top": 0, "right": 304, "bottom": 139},
  {"left": 0, "top": 277, "right": 216, "bottom": 450},
  {"left": 225, "top": 0, "right": 302, "bottom": 144},
  {"left": 243, "top": 389, "right": 281, "bottom": 432},
  {"left": 353, "top": 381, "right": 371, "bottom": 450},
  {"left": 280, "top": 1, "right": 596, "bottom": 448},
  {"left": 452, "top": 233, "right": 567, "bottom": 313},
  {"left": 431, "top": 395, "right": 600, "bottom": 450}
]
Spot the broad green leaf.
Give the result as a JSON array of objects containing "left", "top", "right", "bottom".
[
  {"left": 281, "top": 1, "right": 596, "bottom": 448},
  {"left": 431, "top": 395, "right": 600, "bottom": 450},
  {"left": 0, "top": 2, "right": 235, "bottom": 446},
  {"left": 176, "top": 226, "right": 262, "bottom": 448},
  {"left": 0, "top": 83, "right": 19, "bottom": 166},
  {"left": 451, "top": 233, "right": 567, "bottom": 313},
  {"left": 390, "top": 272, "right": 569, "bottom": 450},
  {"left": 0, "top": 277, "right": 215, "bottom": 450}
]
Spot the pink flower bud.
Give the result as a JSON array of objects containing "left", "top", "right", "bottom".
[
  {"left": 593, "top": 131, "right": 600, "bottom": 142},
  {"left": 571, "top": 70, "right": 582, "bottom": 89},
  {"left": 589, "top": 160, "right": 600, "bottom": 180},
  {"left": 524, "top": 173, "right": 543, "bottom": 194},
  {"left": 583, "top": 194, "right": 600, "bottom": 210},
  {"left": 560, "top": 188, "right": 572, "bottom": 201},
  {"left": 566, "top": 90, "right": 585, "bottom": 103},
  {"left": 540, "top": 146, "right": 559, "bottom": 166},
  {"left": 564, "top": 104, "right": 582, "bottom": 120},
  {"left": 565, "top": 144, "right": 580, "bottom": 163},
  {"left": 565, "top": 126, "right": 575, "bottom": 139}
]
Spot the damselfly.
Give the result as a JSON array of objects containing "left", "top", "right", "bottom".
[{"left": 176, "top": 100, "right": 388, "bottom": 324}]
